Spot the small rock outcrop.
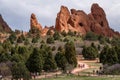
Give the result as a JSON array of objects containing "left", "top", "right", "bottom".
[
  {"left": 0, "top": 14, "right": 12, "bottom": 33},
  {"left": 30, "top": 13, "right": 42, "bottom": 33}
]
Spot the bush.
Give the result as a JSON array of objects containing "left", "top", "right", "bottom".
[
  {"left": 46, "top": 37, "right": 54, "bottom": 44},
  {"left": 82, "top": 46, "right": 98, "bottom": 60},
  {"left": 84, "top": 32, "right": 98, "bottom": 41}
]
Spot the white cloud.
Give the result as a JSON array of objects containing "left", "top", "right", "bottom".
[{"left": 0, "top": 0, "right": 120, "bottom": 32}]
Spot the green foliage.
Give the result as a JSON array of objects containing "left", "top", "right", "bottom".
[
  {"left": 24, "top": 38, "right": 30, "bottom": 45},
  {"left": 11, "top": 62, "right": 30, "bottom": 80},
  {"left": 84, "top": 32, "right": 98, "bottom": 41},
  {"left": 82, "top": 46, "right": 98, "bottom": 60},
  {"left": 2, "top": 40, "right": 12, "bottom": 53},
  {"left": 61, "top": 30, "right": 67, "bottom": 37},
  {"left": 8, "top": 32, "right": 17, "bottom": 44},
  {"left": 65, "top": 41, "right": 77, "bottom": 67},
  {"left": 47, "top": 29, "right": 52, "bottom": 35},
  {"left": 55, "top": 51, "right": 67, "bottom": 72},
  {"left": 46, "top": 36, "right": 54, "bottom": 44},
  {"left": 100, "top": 46, "right": 119, "bottom": 65},
  {"left": 17, "top": 36, "right": 23, "bottom": 43},
  {"left": 63, "top": 37, "right": 69, "bottom": 42},
  {"left": 107, "top": 48, "right": 118, "bottom": 65},
  {"left": 32, "top": 37, "right": 38, "bottom": 43},
  {"left": 43, "top": 51, "right": 57, "bottom": 71},
  {"left": 110, "top": 37, "right": 120, "bottom": 46},
  {"left": 0, "top": 53, "right": 11, "bottom": 62},
  {"left": 98, "top": 35, "right": 110, "bottom": 44},
  {"left": 114, "top": 46, "right": 120, "bottom": 63},
  {"left": 29, "top": 27, "right": 40, "bottom": 34},
  {"left": 17, "top": 34, "right": 25, "bottom": 43},
  {"left": 53, "top": 31, "right": 61, "bottom": 40},
  {"left": 11, "top": 54, "right": 23, "bottom": 62},
  {"left": 26, "top": 48, "right": 43, "bottom": 73},
  {"left": 68, "top": 30, "right": 75, "bottom": 36}
]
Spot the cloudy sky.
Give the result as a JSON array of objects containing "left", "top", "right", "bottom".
[{"left": 0, "top": 0, "right": 120, "bottom": 32}]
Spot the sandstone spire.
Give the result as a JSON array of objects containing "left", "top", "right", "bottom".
[{"left": 30, "top": 13, "right": 42, "bottom": 32}]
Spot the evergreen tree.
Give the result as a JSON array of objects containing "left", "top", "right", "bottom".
[
  {"left": 43, "top": 51, "right": 57, "bottom": 71},
  {"left": 11, "top": 62, "right": 30, "bottom": 80},
  {"left": 115, "top": 46, "right": 120, "bottom": 63},
  {"left": 8, "top": 32, "right": 17, "bottom": 44},
  {"left": 82, "top": 46, "right": 98, "bottom": 60},
  {"left": 26, "top": 48, "right": 43, "bottom": 73},
  {"left": 65, "top": 41, "right": 77, "bottom": 67},
  {"left": 46, "top": 36, "right": 54, "bottom": 44},
  {"left": 53, "top": 31, "right": 61, "bottom": 40},
  {"left": 99, "top": 46, "right": 109, "bottom": 64},
  {"left": 32, "top": 37, "right": 38, "bottom": 43},
  {"left": 100, "top": 46, "right": 119, "bottom": 65},
  {"left": 55, "top": 51, "right": 67, "bottom": 72},
  {"left": 106, "top": 48, "right": 118, "bottom": 65}
]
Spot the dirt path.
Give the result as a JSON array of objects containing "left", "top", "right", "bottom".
[
  {"left": 35, "top": 60, "right": 97, "bottom": 79},
  {"left": 71, "top": 61, "right": 89, "bottom": 74}
]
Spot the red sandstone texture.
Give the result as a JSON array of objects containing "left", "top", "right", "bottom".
[
  {"left": 0, "top": 14, "right": 12, "bottom": 33},
  {"left": 55, "top": 3, "right": 120, "bottom": 37},
  {"left": 30, "top": 3, "right": 119, "bottom": 37}
]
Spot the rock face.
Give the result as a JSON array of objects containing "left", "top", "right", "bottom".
[
  {"left": 30, "top": 13, "right": 42, "bottom": 32},
  {"left": 55, "top": 3, "right": 120, "bottom": 37},
  {"left": 0, "top": 14, "right": 12, "bottom": 33},
  {"left": 30, "top": 13, "right": 54, "bottom": 36},
  {"left": 55, "top": 6, "right": 70, "bottom": 32}
]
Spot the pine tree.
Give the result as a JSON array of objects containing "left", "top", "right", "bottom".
[
  {"left": 11, "top": 62, "right": 30, "bottom": 80},
  {"left": 43, "top": 51, "right": 57, "bottom": 71},
  {"left": 82, "top": 46, "right": 98, "bottom": 60},
  {"left": 65, "top": 41, "right": 77, "bottom": 67},
  {"left": 55, "top": 51, "right": 67, "bottom": 72},
  {"left": 26, "top": 48, "right": 43, "bottom": 73},
  {"left": 99, "top": 46, "right": 109, "bottom": 64}
]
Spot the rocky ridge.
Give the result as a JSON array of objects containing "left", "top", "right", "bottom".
[
  {"left": 55, "top": 3, "right": 120, "bottom": 37},
  {"left": 29, "top": 3, "right": 120, "bottom": 37},
  {"left": 0, "top": 14, "right": 12, "bottom": 33}
]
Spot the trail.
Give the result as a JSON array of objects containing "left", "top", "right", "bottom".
[{"left": 71, "top": 61, "right": 89, "bottom": 74}]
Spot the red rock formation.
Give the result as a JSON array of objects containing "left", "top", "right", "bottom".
[
  {"left": 30, "top": 13, "right": 42, "bottom": 32},
  {"left": 55, "top": 6, "right": 70, "bottom": 32},
  {"left": 55, "top": 3, "right": 120, "bottom": 37},
  {"left": 41, "top": 26, "right": 55, "bottom": 36},
  {"left": 0, "top": 14, "right": 12, "bottom": 33}
]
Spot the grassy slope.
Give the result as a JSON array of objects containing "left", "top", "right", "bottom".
[{"left": 37, "top": 75, "right": 120, "bottom": 80}]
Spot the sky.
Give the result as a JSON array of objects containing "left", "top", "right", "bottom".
[{"left": 0, "top": 0, "right": 120, "bottom": 32}]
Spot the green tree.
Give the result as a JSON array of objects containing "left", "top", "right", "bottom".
[
  {"left": 99, "top": 46, "right": 109, "bottom": 64},
  {"left": 11, "top": 54, "right": 23, "bottom": 62},
  {"left": 26, "top": 48, "right": 43, "bottom": 73},
  {"left": 53, "top": 31, "right": 61, "bottom": 40},
  {"left": 46, "top": 36, "right": 54, "bottom": 44},
  {"left": 82, "top": 46, "right": 98, "bottom": 60},
  {"left": 32, "top": 37, "right": 38, "bottom": 43},
  {"left": 11, "top": 62, "right": 30, "bottom": 80},
  {"left": 24, "top": 38, "right": 30, "bottom": 45},
  {"left": 43, "top": 51, "right": 57, "bottom": 71},
  {"left": 84, "top": 31, "right": 98, "bottom": 41},
  {"left": 0, "top": 53, "right": 11, "bottom": 62},
  {"left": 17, "top": 36, "right": 23, "bottom": 43},
  {"left": 106, "top": 48, "right": 118, "bottom": 65},
  {"left": 100, "top": 46, "right": 119, "bottom": 65},
  {"left": 55, "top": 51, "right": 67, "bottom": 72},
  {"left": 65, "top": 41, "right": 77, "bottom": 67},
  {"left": 8, "top": 32, "right": 17, "bottom": 44},
  {"left": 115, "top": 46, "right": 120, "bottom": 63}
]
